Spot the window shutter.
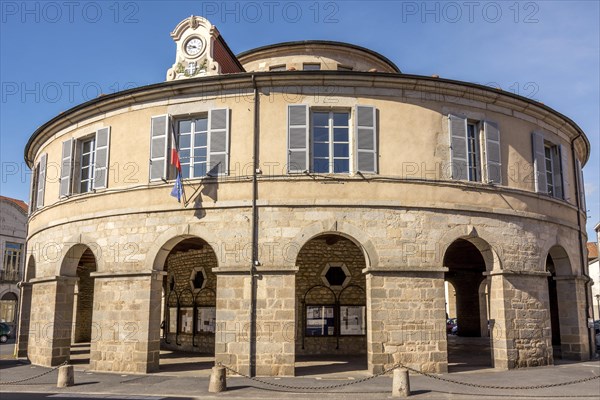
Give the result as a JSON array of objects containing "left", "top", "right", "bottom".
[
  {"left": 355, "top": 105, "right": 377, "bottom": 173},
  {"left": 576, "top": 159, "right": 586, "bottom": 211},
  {"left": 483, "top": 121, "right": 501, "bottom": 184},
  {"left": 208, "top": 108, "right": 229, "bottom": 176},
  {"left": 60, "top": 139, "right": 74, "bottom": 197},
  {"left": 150, "top": 115, "right": 170, "bottom": 181},
  {"left": 531, "top": 132, "right": 547, "bottom": 193},
  {"left": 287, "top": 105, "right": 309, "bottom": 173},
  {"left": 29, "top": 163, "right": 38, "bottom": 213},
  {"left": 93, "top": 127, "right": 111, "bottom": 189},
  {"left": 559, "top": 144, "right": 569, "bottom": 201},
  {"left": 449, "top": 114, "right": 468, "bottom": 180},
  {"left": 36, "top": 153, "right": 47, "bottom": 209}
]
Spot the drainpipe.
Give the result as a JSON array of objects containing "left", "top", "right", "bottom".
[
  {"left": 249, "top": 74, "right": 259, "bottom": 376},
  {"left": 570, "top": 134, "right": 594, "bottom": 359}
]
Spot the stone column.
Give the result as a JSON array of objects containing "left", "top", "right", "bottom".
[
  {"left": 16, "top": 282, "right": 32, "bottom": 358},
  {"left": 487, "top": 271, "right": 553, "bottom": 369},
  {"left": 214, "top": 268, "right": 252, "bottom": 376},
  {"left": 27, "top": 276, "right": 77, "bottom": 367},
  {"left": 89, "top": 270, "right": 165, "bottom": 373},
  {"left": 366, "top": 268, "right": 448, "bottom": 374},
  {"left": 554, "top": 276, "right": 590, "bottom": 360}
]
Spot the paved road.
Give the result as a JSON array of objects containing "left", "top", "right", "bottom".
[
  {"left": 0, "top": 339, "right": 16, "bottom": 359},
  {"left": 1, "top": 394, "right": 188, "bottom": 400}
]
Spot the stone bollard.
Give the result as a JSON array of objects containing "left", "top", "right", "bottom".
[
  {"left": 208, "top": 365, "right": 227, "bottom": 393},
  {"left": 57, "top": 365, "right": 74, "bottom": 388},
  {"left": 392, "top": 368, "right": 410, "bottom": 397}
]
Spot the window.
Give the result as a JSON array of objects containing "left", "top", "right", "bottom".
[
  {"left": 177, "top": 117, "right": 208, "bottom": 179},
  {"left": 150, "top": 109, "right": 230, "bottom": 182},
  {"left": 337, "top": 65, "right": 353, "bottom": 71},
  {"left": 531, "top": 132, "right": 568, "bottom": 200},
  {"left": 287, "top": 105, "right": 377, "bottom": 174},
  {"left": 449, "top": 115, "right": 501, "bottom": 184},
  {"left": 2, "top": 243, "right": 23, "bottom": 282},
  {"left": 303, "top": 63, "right": 320, "bottom": 71},
  {"left": 79, "top": 137, "right": 96, "bottom": 193},
  {"left": 312, "top": 111, "right": 350, "bottom": 173},
  {"left": 269, "top": 64, "right": 286, "bottom": 71},
  {"left": 60, "top": 127, "right": 111, "bottom": 197}
]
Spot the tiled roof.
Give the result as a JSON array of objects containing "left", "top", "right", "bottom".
[
  {"left": 0, "top": 195, "right": 28, "bottom": 213},
  {"left": 587, "top": 242, "right": 598, "bottom": 261}
]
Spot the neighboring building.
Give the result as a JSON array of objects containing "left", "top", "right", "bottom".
[
  {"left": 0, "top": 196, "right": 28, "bottom": 333},
  {"left": 589, "top": 223, "right": 600, "bottom": 321},
  {"left": 20, "top": 16, "right": 593, "bottom": 376}
]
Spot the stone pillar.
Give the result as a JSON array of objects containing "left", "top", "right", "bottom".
[
  {"left": 89, "top": 271, "right": 164, "bottom": 373},
  {"left": 253, "top": 268, "right": 296, "bottom": 376},
  {"left": 27, "top": 276, "right": 77, "bottom": 367},
  {"left": 16, "top": 282, "right": 32, "bottom": 358},
  {"left": 554, "top": 276, "right": 590, "bottom": 360},
  {"left": 366, "top": 268, "right": 448, "bottom": 374},
  {"left": 487, "top": 271, "right": 553, "bottom": 369},
  {"left": 214, "top": 269, "right": 252, "bottom": 376}
]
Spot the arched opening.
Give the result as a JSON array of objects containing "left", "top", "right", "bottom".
[
  {"left": 444, "top": 238, "right": 493, "bottom": 372},
  {"left": 0, "top": 292, "right": 18, "bottom": 328},
  {"left": 295, "top": 234, "right": 368, "bottom": 376},
  {"left": 546, "top": 245, "right": 583, "bottom": 360},
  {"left": 17, "top": 255, "right": 36, "bottom": 356},
  {"left": 62, "top": 246, "right": 97, "bottom": 366},
  {"left": 157, "top": 237, "right": 217, "bottom": 374}
]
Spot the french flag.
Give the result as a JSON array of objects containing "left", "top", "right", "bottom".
[{"left": 170, "top": 131, "right": 183, "bottom": 203}]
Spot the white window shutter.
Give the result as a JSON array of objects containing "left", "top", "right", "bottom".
[
  {"left": 60, "top": 139, "right": 74, "bottom": 197},
  {"left": 93, "top": 127, "right": 111, "bottom": 189},
  {"left": 150, "top": 115, "right": 170, "bottom": 181},
  {"left": 208, "top": 108, "right": 229, "bottom": 176},
  {"left": 36, "top": 153, "right": 47, "bottom": 209},
  {"left": 449, "top": 114, "right": 468, "bottom": 180},
  {"left": 531, "top": 132, "right": 547, "bottom": 193},
  {"left": 483, "top": 121, "right": 501, "bottom": 184},
  {"left": 576, "top": 159, "right": 586, "bottom": 211},
  {"left": 287, "top": 105, "right": 309, "bottom": 173},
  {"left": 29, "top": 164, "right": 38, "bottom": 213},
  {"left": 559, "top": 144, "right": 569, "bottom": 201},
  {"left": 355, "top": 105, "right": 377, "bottom": 173}
]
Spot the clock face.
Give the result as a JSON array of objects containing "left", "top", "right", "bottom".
[{"left": 184, "top": 37, "right": 203, "bottom": 57}]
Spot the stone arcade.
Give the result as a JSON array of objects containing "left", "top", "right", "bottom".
[{"left": 19, "top": 16, "right": 593, "bottom": 376}]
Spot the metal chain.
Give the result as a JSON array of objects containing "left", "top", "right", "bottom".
[
  {"left": 219, "top": 362, "right": 600, "bottom": 392},
  {"left": 0, "top": 361, "right": 68, "bottom": 385}
]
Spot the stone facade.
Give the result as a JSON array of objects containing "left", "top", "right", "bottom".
[{"left": 19, "top": 16, "right": 592, "bottom": 377}]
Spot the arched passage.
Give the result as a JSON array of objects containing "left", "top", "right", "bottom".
[
  {"left": 153, "top": 236, "right": 217, "bottom": 374},
  {"left": 17, "top": 255, "right": 36, "bottom": 356},
  {"left": 443, "top": 237, "right": 493, "bottom": 371},
  {"left": 294, "top": 234, "right": 368, "bottom": 376},
  {"left": 546, "top": 245, "right": 588, "bottom": 360}
]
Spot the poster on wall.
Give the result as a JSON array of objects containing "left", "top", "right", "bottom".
[
  {"left": 340, "top": 305, "right": 366, "bottom": 335},
  {"left": 305, "top": 305, "right": 335, "bottom": 336},
  {"left": 197, "top": 307, "right": 216, "bottom": 333},
  {"left": 179, "top": 308, "right": 194, "bottom": 334},
  {"left": 169, "top": 307, "right": 178, "bottom": 333}
]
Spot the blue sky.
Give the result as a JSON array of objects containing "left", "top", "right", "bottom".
[{"left": 1, "top": 0, "right": 599, "bottom": 239}]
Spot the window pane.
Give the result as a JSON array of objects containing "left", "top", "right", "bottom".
[
  {"left": 313, "top": 159, "right": 329, "bottom": 173},
  {"left": 179, "top": 134, "right": 191, "bottom": 149},
  {"left": 193, "top": 163, "right": 207, "bottom": 177},
  {"left": 334, "top": 159, "right": 349, "bottom": 173},
  {"left": 82, "top": 141, "right": 92, "bottom": 153},
  {"left": 82, "top": 154, "right": 90, "bottom": 167},
  {"left": 179, "top": 120, "right": 192, "bottom": 133},
  {"left": 312, "top": 112, "right": 329, "bottom": 127},
  {"left": 81, "top": 167, "right": 89, "bottom": 180},
  {"left": 334, "top": 128, "right": 348, "bottom": 142},
  {"left": 303, "top": 63, "right": 320, "bottom": 70},
  {"left": 179, "top": 149, "right": 190, "bottom": 162},
  {"left": 333, "top": 113, "right": 349, "bottom": 126},
  {"left": 194, "top": 147, "right": 207, "bottom": 158},
  {"left": 313, "top": 127, "right": 329, "bottom": 142},
  {"left": 181, "top": 164, "right": 190, "bottom": 179},
  {"left": 195, "top": 118, "right": 208, "bottom": 132},
  {"left": 334, "top": 143, "right": 349, "bottom": 157},
  {"left": 314, "top": 143, "right": 329, "bottom": 158},
  {"left": 194, "top": 132, "right": 207, "bottom": 147}
]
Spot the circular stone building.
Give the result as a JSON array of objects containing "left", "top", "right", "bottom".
[{"left": 19, "top": 16, "right": 594, "bottom": 376}]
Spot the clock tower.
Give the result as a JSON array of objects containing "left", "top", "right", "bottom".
[{"left": 166, "top": 16, "right": 244, "bottom": 81}]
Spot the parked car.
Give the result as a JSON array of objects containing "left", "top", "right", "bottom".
[
  {"left": 0, "top": 322, "right": 12, "bottom": 343},
  {"left": 446, "top": 318, "right": 457, "bottom": 334},
  {"left": 594, "top": 320, "right": 600, "bottom": 351}
]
